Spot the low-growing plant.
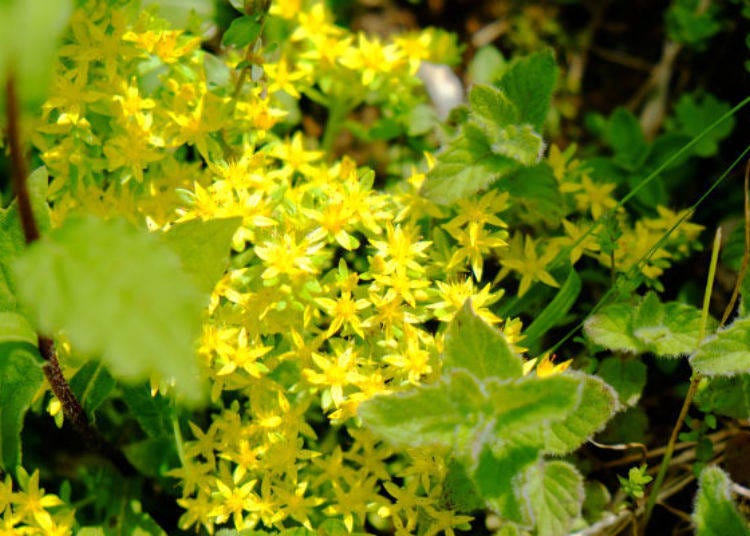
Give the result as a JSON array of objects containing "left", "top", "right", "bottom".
[{"left": 1, "top": 0, "right": 749, "bottom": 534}]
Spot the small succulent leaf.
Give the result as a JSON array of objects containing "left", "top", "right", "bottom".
[
  {"left": 443, "top": 300, "right": 524, "bottom": 380},
  {"left": 522, "top": 460, "right": 584, "bottom": 536},
  {"left": 692, "top": 317, "right": 750, "bottom": 377},
  {"left": 693, "top": 465, "right": 750, "bottom": 536}
]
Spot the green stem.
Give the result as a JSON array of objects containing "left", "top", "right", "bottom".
[
  {"left": 321, "top": 102, "right": 351, "bottom": 155},
  {"left": 641, "top": 227, "right": 722, "bottom": 531}
]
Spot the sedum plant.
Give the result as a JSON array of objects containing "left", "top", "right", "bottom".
[{"left": 0, "top": 0, "right": 748, "bottom": 534}]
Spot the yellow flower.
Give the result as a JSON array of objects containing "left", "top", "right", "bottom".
[
  {"left": 254, "top": 231, "right": 325, "bottom": 280},
  {"left": 303, "top": 344, "right": 363, "bottom": 407},
  {"left": 316, "top": 291, "right": 371, "bottom": 338},
  {"left": 264, "top": 57, "right": 307, "bottom": 98},
  {"left": 499, "top": 233, "right": 560, "bottom": 296},
  {"left": 339, "top": 33, "right": 405, "bottom": 86}
]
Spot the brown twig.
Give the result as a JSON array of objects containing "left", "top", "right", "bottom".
[{"left": 5, "top": 70, "right": 135, "bottom": 477}]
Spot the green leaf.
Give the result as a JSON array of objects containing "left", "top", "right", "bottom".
[
  {"left": 13, "top": 216, "right": 207, "bottom": 405},
  {"left": 695, "top": 375, "right": 750, "bottom": 419},
  {"left": 141, "top": 0, "right": 214, "bottom": 28},
  {"left": 605, "top": 108, "right": 649, "bottom": 171},
  {"left": 485, "top": 375, "right": 582, "bottom": 437},
  {"left": 597, "top": 356, "right": 647, "bottom": 408},
  {"left": 498, "top": 49, "right": 558, "bottom": 131},
  {"left": 121, "top": 383, "right": 175, "bottom": 439},
  {"left": 522, "top": 460, "right": 584, "bottom": 536},
  {"left": 161, "top": 217, "right": 242, "bottom": 295},
  {"left": 666, "top": 93, "right": 735, "bottom": 157},
  {"left": 467, "top": 46, "right": 508, "bottom": 85},
  {"left": 123, "top": 437, "right": 179, "bottom": 478},
  {"left": 0, "top": 312, "right": 37, "bottom": 346},
  {"left": 523, "top": 269, "right": 581, "bottom": 346},
  {"left": 693, "top": 466, "right": 750, "bottom": 536},
  {"left": 528, "top": 373, "right": 618, "bottom": 455},
  {"left": 444, "top": 458, "right": 485, "bottom": 512},
  {"left": 0, "top": 343, "right": 45, "bottom": 471},
  {"left": 498, "top": 163, "right": 566, "bottom": 226},
  {"left": 692, "top": 317, "right": 750, "bottom": 377},
  {"left": 469, "top": 84, "right": 519, "bottom": 127},
  {"left": 421, "top": 122, "right": 520, "bottom": 205},
  {"left": 474, "top": 443, "right": 537, "bottom": 524},
  {"left": 489, "top": 124, "right": 544, "bottom": 166},
  {"left": 358, "top": 369, "right": 484, "bottom": 448},
  {"left": 443, "top": 300, "right": 524, "bottom": 380},
  {"left": 0, "top": 2, "right": 73, "bottom": 110},
  {"left": 666, "top": 0, "right": 722, "bottom": 49},
  {"left": 222, "top": 15, "right": 262, "bottom": 48},
  {"left": 70, "top": 360, "right": 116, "bottom": 416},
  {"left": 584, "top": 292, "right": 709, "bottom": 357}
]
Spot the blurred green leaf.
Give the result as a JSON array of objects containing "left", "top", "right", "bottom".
[
  {"left": 523, "top": 461, "right": 584, "bottom": 536},
  {"left": 597, "top": 356, "right": 647, "bottom": 408},
  {"left": 666, "top": 93, "right": 735, "bottom": 157},
  {"left": 605, "top": 108, "right": 649, "bottom": 171},
  {"left": 13, "top": 216, "right": 207, "bottom": 405},
  {"left": 70, "top": 360, "right": 116, "bottom": 416},
  {"left": 498, "top": 49, "right": 558, "bottom": 131},
  {"left": 692, "top": 316, "right": 750, "bottom": 377},
  {"left": 666, "top": 0, "right": 722, "bottom": 49},
  {"left": 0, "top": 312, "right": 37, "bottom": 346},
  {"left": 523, "top": 269, "right": 581, "bottom": 346},
  {"left": 222, "top": 15, "right": 262, "bottom": 48}
]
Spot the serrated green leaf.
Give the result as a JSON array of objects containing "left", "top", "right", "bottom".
[
  {"left": 530, "top": 373, "right": 618, "bottom": 455},
  {"left": 597, "top": 356, "right": 647, "bottom": 408},
  {"left": 121, "top": 383, "right": 175, "bottom": 439},
  {"left": 666, "top": 93, "right": 735, "bottom": 157},
  {"left": 474, "top": 443, "right": 537, "bottom": 524},
  {"left": 490, "top": 124, "right": 543, "bottom": 166},
  {"left": 358, "top": 369, "right": 484, "bottom": 448},
  {"left": 695, "top": 375, "right": 750, "bottom": 419},
  {"left": 162, "top": 217, "right": 242, "bottom": 295},
  {"left": 0, "top": 312, "right": 37, "bottom": 346},
  {"left": 605, "top": 108, "right": 649, "bottom": 171},
  {"left": 443, "top": 300, "right": 523, "bottom": 380},
  {"left": 486, "top": 375, "right": 582, "bottom": 436},
  {"left": 70, "top": 360, "right": 116, "bottom": 416},
  {"left": 693, "top": 466, "right": 750, "bottom": 536},
  {"left": 13, "top": 216, "right": 207, "bottom": 405},
  {"left": 522, "top": 460, "right": 584, "bottom": 536},
  {"left": 691, "top": 317, "right": 750, "bottom": 377},
  {"left": 585, "top": 292, "right": 709, "bottom": 357},
  {"left": 498, "top": 49, "right": 558, "bottom": 131},
  {"left": 524, "top": 269, "right": 581, "bottom": 346},
  {"left": 666, "top": 0, "right": 722, "bottom": 49},
  {"left": 222, "top": 15, "right": 262, "bottom": 48},
  {"left": 421, "top": 122, "right": 520, "bottom": 205},
  {"left": 469, "top": 84, "right": 519, "bottom": 127},
  {"left": 0, "top": 343, "right": 45, "bottom": 471}
]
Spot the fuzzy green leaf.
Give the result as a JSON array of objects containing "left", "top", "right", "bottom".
[
  {"left": 585, "top": 292, "right": 709, "bottom": 357},
  {"left": 443, "top": 300, "right": 524, "bottom": 380},
  {"left": 469, "top": 84, "right": 519, "bottom": 127},
  {"left": 498, "top": 49, "right": 558, "bottom": 131},
  {"left": 695, "top": 375, "right": 750, "bottom": 419},
  {"left": 521, "top": 373, "right": 617, "bottom": 455},
  {"left": 523, "top": 269, "right": 581, "bottom": 346},
  {"left": 161, "top": 217, "right": 242, "bottom": 295},
  {"left": 691, "top": 317, "right": 750, "bottom": 377},
  {"left": 70, "top": 361, "right": 117, "bottom": 416},
  {"left": 597, "top": 356, "right": 647, "bottom": 408},
  {"left": 0, "top": 344, "right": 45, "bottom": 471},
  {"left": 13, "top": 216, "right": 207, "bottom": 405},
  {"left": 0, "top": 312, "right": 37, "bottom": 346},
  {"left": 358, "top": 369, "right": 485, "bottom": 448},
  {"left": 693, "top": 466, "right": 750, "bottom": 536},
  {"left": 475, "top": 443, "right": 537, "bottom": 524},
  {"left": 421, "top": 122, "right": 520, "bottom": 205},
  {"left": 523, "top": 460, "right": 584, "bottom": 536},
  {"left": 490, "top": 124, "right": 544, "bottom": 166},
  {"left": 499, "top": 163, "right": 566, "bottom": 226}
]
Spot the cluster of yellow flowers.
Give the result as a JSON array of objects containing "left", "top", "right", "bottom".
[
  {"left": 0, "top": 469, "right": 73, "bottom": 535},
  {"left": 17, "top": 0, "right": 704, "bottom": 533}
]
